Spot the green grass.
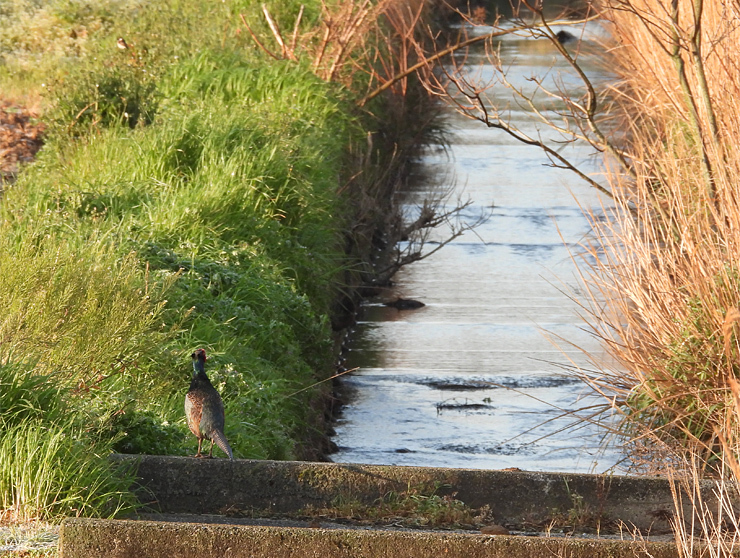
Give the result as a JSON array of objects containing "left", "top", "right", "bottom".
[
  {"left": 0, "top": 361, "right": 139, "bottom": 522},
  {"left": 0, "top": 0, "right": 395, "bottom": 522}
]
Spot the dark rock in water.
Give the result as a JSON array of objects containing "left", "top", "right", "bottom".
[
  {"left": 556, "top": 30, "right": 575, "bottom": 44},
  {"left": 383, "top": 298, "right": 425, "bottom": 310},
  {"left": 435, "top": 402, "right": 491, "bottom": 411},
  {"left": 480, "top": 524, "right": 510, "bottom": 536}
]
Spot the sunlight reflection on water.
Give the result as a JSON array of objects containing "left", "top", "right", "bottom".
[{"left": 332, "top": 19, "right": 627, "bottom": 473}]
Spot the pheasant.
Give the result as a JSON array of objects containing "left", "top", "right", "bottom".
[{"left": 185, "top": 349, "right": 233, "bottom": 459}]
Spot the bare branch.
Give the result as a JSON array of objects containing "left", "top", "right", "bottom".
[
  {"left": 289, "top": 5, "right": 304, "bottom": 55},
  {"left": 668, "top": 0, "right": 716, "bottom": 204},
  {"left": 240, "top": 13, "right": 282, "bottom": 60},
  {"left": 376, "top": 196, "right": 489, "bottom": 280},
  {"left": 262, "top": 4, "right": 288, "bottom": 58}
]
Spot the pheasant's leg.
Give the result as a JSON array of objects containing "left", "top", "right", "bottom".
[
  {"left": 208, "top": 439, "right": 215, "bottom": 458},
  {"left": 195, "top": 437, "right": 204, "bottom": 458}
]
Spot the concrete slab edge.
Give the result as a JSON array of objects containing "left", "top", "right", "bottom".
[
  {"left": 112, "top": 454, "right": 714, "bottom": 534},
  {"left": 60, "top": 517, "right": 680, "bottom": 558}
]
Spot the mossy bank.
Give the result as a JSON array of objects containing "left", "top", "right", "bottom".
[{"left": 0, "top": 0, "right": 440, "bottom": 522}]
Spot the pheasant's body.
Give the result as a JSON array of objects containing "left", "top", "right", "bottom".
[{"left": 185, "top": 349, "right": 233, "bottom": 459}]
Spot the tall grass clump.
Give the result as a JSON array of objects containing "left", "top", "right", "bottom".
[
  {"left": 573, "top": 0, "right": 740, "bottom": 468},
  {"left": 0, "top": 419, "right": 138, "bottom": 521},
  {"left": 0, "top": 229, "right": 166, "bottom": 521},
  {"left": 0, "top": 361, "right": 139, "bottom": 521}
]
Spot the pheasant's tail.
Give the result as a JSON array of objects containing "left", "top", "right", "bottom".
[{"left": 211, "top": 429, "right": 234, "bottom": 460}]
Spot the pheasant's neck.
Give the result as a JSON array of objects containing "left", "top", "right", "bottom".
[{"left": 192, "top": 362, "right": 208, "bottom": 380}]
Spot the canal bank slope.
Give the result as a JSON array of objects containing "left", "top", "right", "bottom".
[{"left": 0, "top": 0, "right": 443, "bottom": 522}]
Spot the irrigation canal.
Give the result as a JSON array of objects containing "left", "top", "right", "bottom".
[{"left": 332, "top": 15, "right": 625, "bottom": 473}]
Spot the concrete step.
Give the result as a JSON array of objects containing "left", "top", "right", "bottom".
[
  {"left": 110, "top": 455, "right": 702, "bottom": 533},
  {"left": 60, "top": 516, "right": 680, "bottom": 558},
  {"left": 58, "top": 456, "right": 712, "bottom": 557}
]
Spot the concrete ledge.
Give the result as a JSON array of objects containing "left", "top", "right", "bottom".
[
  {"left": 60, "top": 517, "right": 680, "bottom": 558},
  {"left": 111, "top": 455, "right": 707, "bottom": 534}
]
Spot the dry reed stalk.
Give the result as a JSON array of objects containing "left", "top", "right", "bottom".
[{"left": 571, "top": 0, "right": 740, "bottom": 467}]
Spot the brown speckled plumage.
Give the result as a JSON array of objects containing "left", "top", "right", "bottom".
[{"left": 185, "top": 349, "right": 233, "bottom": 459}]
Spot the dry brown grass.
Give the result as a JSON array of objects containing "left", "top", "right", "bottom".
[
  {"left": 573, "top": 0, "right": 740, "bottom": 467},
  {"left": 240, "top": 0, "right": 436, "bottom": 94},
  {"left": 0, "top": 521, "right": 58, "bottom": 557}
]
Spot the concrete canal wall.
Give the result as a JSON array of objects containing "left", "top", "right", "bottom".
[
  {"left": 58, "top": 455, "right": 720, "bottom": 557},
  {"left": 108, "top": 455, "right": 692, "bottom": 532}
]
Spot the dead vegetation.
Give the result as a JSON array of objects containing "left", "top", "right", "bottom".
[
  {"left": 299, "top": 483, "right": 496, "bottom": 530},
  {"left": 0, "top": 102, "right": 45, "bottom": 183},
  {"left": 574, "top": 0, "right": 740, "bottom": 470}
]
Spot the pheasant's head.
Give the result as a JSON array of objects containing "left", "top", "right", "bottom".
[
  {"left": 191, "top": 348, "right": 207, "bottom": 363},
  {"left": 191, "top": 349, "right": 208, "bottom": 377}
]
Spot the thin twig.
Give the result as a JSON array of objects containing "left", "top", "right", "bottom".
[{"left": 240, "top": 13, "right": 282, "bottom": 60}]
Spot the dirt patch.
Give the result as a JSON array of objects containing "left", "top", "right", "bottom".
[{"left": 0, "top": 101, "right": 46, "bottom": 182}]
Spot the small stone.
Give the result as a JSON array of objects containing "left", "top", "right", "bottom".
[{"left": 383, "top": 298, "right": 425, "bottom": 310}]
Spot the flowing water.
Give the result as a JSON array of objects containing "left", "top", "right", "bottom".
[{"left": 333, "top": 15, "right": 626, "bottom": 473}]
